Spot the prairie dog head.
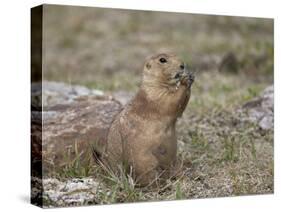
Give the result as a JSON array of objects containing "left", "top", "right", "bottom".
[{"left": 142, "top": 53, "right": 191, "bottom": 87}]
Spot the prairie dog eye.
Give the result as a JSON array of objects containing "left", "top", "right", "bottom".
[{"left": 159, "top": 58, "right": 167, "bottom": 63}]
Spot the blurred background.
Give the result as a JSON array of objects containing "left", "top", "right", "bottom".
[{"left": 43, "top": 5, "right": 273, "bottom": 93}]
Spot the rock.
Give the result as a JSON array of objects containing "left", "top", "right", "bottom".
[
  {"left": 42, "top": 96, "right": 122, "bottom": 173},
  {"left": 31, "top": 177, "right": 43, "bottom": 206},
  {"left": 32, "top": 81, "right": 104, "bottom": 108},
  {"left": 240, "top": 85, "right": 273, "bottom": 130},
  {"left": 31, "top": 81, "right": 122, "bottom": 174},
  {"left": 43, "top": 178, "right": 100, "bottom": 207},
  {"left": 32, "top": 177, "right": 102, "bottom": 208}
]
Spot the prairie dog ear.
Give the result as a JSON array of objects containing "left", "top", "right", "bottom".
[{"left": 145, "top": 61, "right": 151, "bottom": 70}]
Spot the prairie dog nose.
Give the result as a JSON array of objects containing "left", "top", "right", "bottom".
[{"left": 180, "top": 63, "right": 185, "bottom": 70}]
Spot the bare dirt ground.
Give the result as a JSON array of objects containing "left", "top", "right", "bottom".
[{"left": 39, "top": 4, "right": 273, "bottom": 206}]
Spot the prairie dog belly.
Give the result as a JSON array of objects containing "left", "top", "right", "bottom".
[{"left": 127, "top": 121, "right": 177, "bottom": 169}]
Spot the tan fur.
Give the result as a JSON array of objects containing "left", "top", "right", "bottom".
[{"left": 103, "top": 53, "right": 194, "bottom": 186}]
